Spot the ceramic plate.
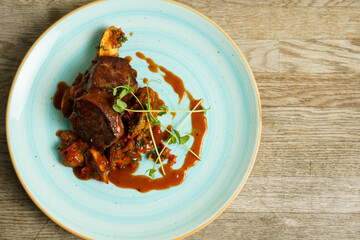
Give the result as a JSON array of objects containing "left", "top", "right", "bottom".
[{"left": 6, "top": 0, "right": 261, "bottom": 239}]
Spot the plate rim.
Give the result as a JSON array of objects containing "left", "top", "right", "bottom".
[{"left": 6, "top": 0, "right": 262, "bottom": 239}]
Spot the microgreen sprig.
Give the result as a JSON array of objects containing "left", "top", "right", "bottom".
[
  {"left": 144, "top": 168, "right": 156, "bottom": 178},
  {"left": 143, "top": 81, "right": 166, "bottom": 176},
  {"left": 166, "top": 129, "right": 202, "bottom": 161},
  {"left": 168, "top": 129, "right": 190, "bottom": 145},
  {"left": 155, "top": 102, "right": 168, "bottom": 116},
  {"left": 110, "top": 78, "right": 165, "bottom": 176},
  {"left": 111, "top": 78, "right": 207, "bottom": 178},
  {"left": 110, "top": 77, "right": 134, "bottom": 113},
  {"left": 152, "top": 100, "right": 204, "bottom": 164}
]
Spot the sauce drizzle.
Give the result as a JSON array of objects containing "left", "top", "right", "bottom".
[
  {"left": 125, "top": 56, "right": 132, "bottom": 63},
  {"left": 53, "top": 81, "right": 70, "bottom": 110},
  {"left": 135, "top": 52, "right": 185, "bottom": 103}
]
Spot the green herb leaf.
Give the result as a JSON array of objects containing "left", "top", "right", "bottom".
[
  {"left": 203, "top": 107, "right": 210, "bottom": 115},
  {"left": 149, "top": 115, "right": 160, "bottom": 125},
  {"left": 119, "top": 89, "right": 127, "bottom": 99},
  {"left": 171, "top": 129, "right": 191, "bottom": 145},
  {"left": 149, "top": 169, "right": 156, "bottom": 178},
  {"left": 118, "top": 35, "right": 128, "bottom": 43},
  {"left": 112, "top": 99, "right": 127, "bottom": 113},
  {"left": 174, "top": 129, "right": 181, "bottom": 140},
  {"left": 116, "top": 99, "right": 127, "bottom": 108},
  {"left": 113, "top": 104, "right": 124, "bottom": 113},
  {"left": 112, "top": 88, "right": 117, "bottom": 96},
  {"left": 179, "top": 135, "right": 190, "bottom": 145},
  {"left": 155, "top": 102, "right": 168, "bottom": 116},
  {"left": 156, "top": 103, "right": 167, "bottom": 111},
  {"left": 145, "top": 168, "right": 156, "bottom": 178},
  {"left": 168, "top": 135, "right": 177, "bottom": 145}
]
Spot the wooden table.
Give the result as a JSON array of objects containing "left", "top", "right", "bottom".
[{"left": 1, "top": 0, "right": 359, "bottom": 239}]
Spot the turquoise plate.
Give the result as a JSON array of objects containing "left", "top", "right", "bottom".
[{"left": 6, "top": 0, "right": 261, "bottom": 239}]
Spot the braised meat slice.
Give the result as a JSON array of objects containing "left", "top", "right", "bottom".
[
  {"left": 86, "top": 56, "right": 138, "bottom": 95},
  {"left": 70, "top": 90, "right": 124, "bottom": 151}
]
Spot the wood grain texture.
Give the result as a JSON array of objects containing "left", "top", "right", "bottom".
[
  {"left": 255, "top": 73, "right": 360, "bottom": 107},
  {"left": 186, "top": 212, "right": 360, "bottom": 240},
  {"left": 176, "top": 0, "right": 360, "bottom": 39},
  {"left": 1, "top": 0, "right": 360, "bottom": 239},
  {"left": 280, "top": 39, "right": 360, "bottom": 73},
  {"left": 232, "top": 177, "right": 360, "bottom": 213},
  {"left": 236, "top": 40, "right": 280, "bottom": 73}
]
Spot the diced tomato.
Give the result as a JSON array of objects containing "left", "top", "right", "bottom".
[
  {"left": 80, "top": 166, "right": 87, "bottom": 178},
  {"left": 168, "top": 155, "right": 177, "bottom": 166},
  {"left": 60, "top": 141, "right": 84, "bottom": 166},
  {"left": 121, "top": 137, "right": 128, "bottom": 145},
  {"left": 116, "top": 162, "right": 124, "bottom": 168}
]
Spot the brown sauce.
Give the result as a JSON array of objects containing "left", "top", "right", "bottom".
[
  {"left": 53, "top": 81, "right": 70, "bottom": 110},
  {"left": 135, "top": 52, "right": 159, "bottom": 73},
  {"left": 73, "top": 167, "right": 86, "bottom": 180},
  {"left": 55, "top": 130, "right": 63, "bottom": 137},
  {"left": 108, "top": 93, "right": 207, "bottom": 192},
  {"left": 135, "top": 52, "right": 185, "bottom": 103},
  {"left": 158, "top": 66, "right": 185, "bottom": 103},
  {"left": 125, "top": 55, "right": 132, "bottom": 63},
  {"left": 152, "top": 125, "right": 172, "bottom": 144}
]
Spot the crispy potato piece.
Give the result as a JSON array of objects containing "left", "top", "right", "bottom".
[{"left": 98, "top": 26, "right": 127, "bottom": 57}]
